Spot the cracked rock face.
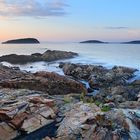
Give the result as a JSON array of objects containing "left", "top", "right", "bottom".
[
  {"left": 0, "top": 64, "right": 86, "bottom": 140},
  {"left": 56, "top": 102, "right": 139, "bottom": 140},
  {"left": 0, "top": 65, "right": 86, "bottom": 95},
  {"left": 60, "top": 63, "right": 137, "bottom": 89},
  {"left": 0, "top": 88, "right": 56, "bottom": 140},
  {"left": 59, "top": 63, "right": 140, "bottom": 106},
  {"left": 56, "top": 102, "right": 101, "bottom": 139}
]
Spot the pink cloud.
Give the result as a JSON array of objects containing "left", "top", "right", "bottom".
[{"left": 0, "top": 0, "right": 68, "bottom": 18}]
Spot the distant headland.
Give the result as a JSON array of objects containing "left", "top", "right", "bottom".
[
  {"left": 80, "top": 40, "right": 140, "bottom": 44},
  {"left": 80, "top": 40, "right": 107, "bottom": 44},
  {"left": 122, "top": 40, "right": 140, "bottom": 44},
  {"left": 2, "top": 38, "right": 40, "bottom": 44}
]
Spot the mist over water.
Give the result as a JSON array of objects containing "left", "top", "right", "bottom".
[{"left": 0, "top": 42, "right": 140, "bottom": 70}]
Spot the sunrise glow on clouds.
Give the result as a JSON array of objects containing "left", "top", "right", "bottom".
[
  {"left": 0, "top": 0, "right": 140, "bottom": 42},
  {"left": 0, "top": 0, "right": 67, "bottom": 18}
]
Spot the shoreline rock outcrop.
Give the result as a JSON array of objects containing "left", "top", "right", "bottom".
[
  {"left": 59, "top": 63, "right": 140, "bottom": 106},
  {"left": 0, "top": 50, "right": 78, "bottom": 64},
  {"left": 1, "top": 59, "right": 140, "bottom": 139},
  {"left": 0, "top": 64, "right": 86, "bottom": 95},
  {"left": 0, "top": 63, "right": 86, "bottom": 139}
]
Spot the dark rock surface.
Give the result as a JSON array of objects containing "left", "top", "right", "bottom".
[
  {"left": 0, "top": 53, "right": 42, "bottom": 64},
  {"left": 0, "top": 64, "right": 86, "bottom": 95},
  {"left": 59, "top": 63, "right": 140, "bottom": 106},
  {"left": 59, "top": 63, "right": 136, "bottom": 87},
  {"left": 2, "top": 38, "right": 40, "bottom": 44},
  {"left": 42, "top": 50, "right": 78, "bottom": 62},
  {"left": 0, "top": 50, "right": 78, "bottom": 64}
]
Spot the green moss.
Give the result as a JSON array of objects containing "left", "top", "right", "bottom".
[
  {"left": 101, "top": 106, "right": 111, "bottom": 112},
  {"left": 94, "top": 100, "right": 102, "bottom": 106},
  {"left": 80, "top": 92, "right": 86, "bottom": 102},
  {"left": 63, "top": 96, "right": 72, "bottom": 104}
]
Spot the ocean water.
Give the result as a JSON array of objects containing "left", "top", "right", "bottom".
[{"left": 0, "top": 42, "right": 140, "bottom": 74}]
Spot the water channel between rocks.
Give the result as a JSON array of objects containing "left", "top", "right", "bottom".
[{"left": 1, "top": 60, "right": 140, "bottom": 140}]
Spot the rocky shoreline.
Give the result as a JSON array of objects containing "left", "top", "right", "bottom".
[
  {"left": 0, "top": 50, "right": 140, "bottom": 140},
  {"left": 0, "top": 50, "right": 78, "bottom": 64}
]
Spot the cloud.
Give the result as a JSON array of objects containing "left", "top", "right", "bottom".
[
  {"left": 105, "top": 26, "right": 129, "bottom": 30},
  {"left": 0, "top": 0, "right": 68, "bottom": 18}
]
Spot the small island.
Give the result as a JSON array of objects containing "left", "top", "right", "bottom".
[
  {"left": 80, "top": 40, "right": 107, "bottom": 43},
  {"left": 122, "top": 40, "right": 140, "bottom": 44},
  {"left": 2, "top": 38, "right": 40, "bottom": 44}
]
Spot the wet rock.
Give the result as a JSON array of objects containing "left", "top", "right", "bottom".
[
  {"left": 0, "top": 54, "right": 42, "bottom": 64},
  {"left": 0, "top": 50, "right": 78, "bottom": 64},
  {"left": 60, "top": 63, "right": 108, "bottom": 80},
  {"left": 42, "top": 50, "right": 77, "bottom": 62},
  {"left": 33, "top": 71, "right": 87, "bottom": 95},
  {"left": 0, "top": 65, "right": 86, "bottom": 95},
  {"left": 128, "top": 111, "right": 140, "bottom": 129},
  {"left": 0, "top": 64, "right": 28, "bottom": 81},
  {"left": 111, "top": 110, "right": 129, "bottom": 130},
  {"left": 122, "top": 109, "right": 140, "bottom": 139},
  {"left": 60, "top": 63, "right": 136, "bottom": 92},
  {"left": 112, "top": 66, "right": 137, "bottom": 75}
]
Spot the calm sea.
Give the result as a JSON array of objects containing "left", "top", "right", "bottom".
[{"left": 0, "top": 42, "right": 140, "bottom": 74}]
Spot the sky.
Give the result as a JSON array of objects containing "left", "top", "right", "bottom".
[{"left": 0, "top": 0, "right": 140, "bottom": 42}]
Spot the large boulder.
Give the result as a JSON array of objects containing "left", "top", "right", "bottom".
[
  {"left": 0, "top": 65, "right": 86, "bottom": 95},
  {"left": 0, "top": 53, "right": 42, "bottom": 64},
  {"left": 42, "top": 50, "right": 78, "bottom": 61},
  {"left": 33, "top": 71, "right": 87, "bottom": 95},
  {"left": 59, "top": 63, "right": 108, "bottom": 80},
  {"left": 112, "top": 66, "right": 137, "bottom": 75}
]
